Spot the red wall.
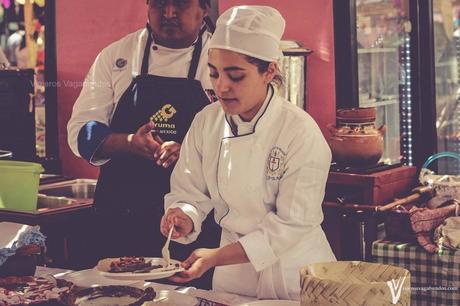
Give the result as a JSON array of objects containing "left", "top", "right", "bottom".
[
  {"left": 56, "top": 1, "right": 336, "bottom": 178},
  {"left": 56, "top": 1, "right": 147, "bottom": 178},
  {"left": 219, "top": 0, "right": 336, "bottom": 134}
]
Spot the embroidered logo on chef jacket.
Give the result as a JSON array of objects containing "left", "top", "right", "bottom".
[
  {"left": 205, "top": 89, "right": 219, "bottom": 103},
  {"left": 149, "top": 104, "right": 177, "bottom": 135},
  {"left": 114, "top": 58, "right": 128, "bottom": 70},
  {"left": 266, "top": 146, "right": 286, "bottom": 180}
]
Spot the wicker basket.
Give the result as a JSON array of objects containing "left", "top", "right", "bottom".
[{"left": 300, "top": 261, "right": 410, "bottom": 306}]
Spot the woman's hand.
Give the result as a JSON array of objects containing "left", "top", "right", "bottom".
[
  {"left": 160, "top": 208, "right": 194, "bottom": 239},
  {"left": 169, "top": 248, "right": 219, "bottom": 283},
  {"left": 169, "top": 243, "right": 249, "bottom": 283},
  {"left": 154, "top": 141, "right": 181, "bottom": 168}
]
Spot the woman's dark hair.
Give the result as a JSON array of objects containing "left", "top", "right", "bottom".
[{"left": 245, "top": 56, "right": 284, "bottom": 87}]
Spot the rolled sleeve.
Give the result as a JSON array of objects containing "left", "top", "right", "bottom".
[
  {"left": 77, "top": 121, "right": 111, "bottom": 166},
  {"left": 167, "top": 203, "right": 202, "bottom": 244},
  {"left": 239, "top": 231, "right": 278, "bottom": 272}
]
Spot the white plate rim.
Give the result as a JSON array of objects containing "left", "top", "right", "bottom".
[
  {"left": 61, "top": 269, "right": 139, "bottom": 286},
  {"left": 97, "top": 258, "right": 183, "bottom": 280}
]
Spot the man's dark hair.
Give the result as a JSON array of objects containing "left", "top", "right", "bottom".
[
  {"left": 199, "top": 0, "right": 211, "bottom": 9},
  {"left": 146, "top": 0, "right": 211, "bottom": 9}
]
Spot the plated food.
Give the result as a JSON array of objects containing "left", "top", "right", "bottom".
[
  {"left": 0, "top": 276, "right": 72, "bottom": 306},
  {"left": 96, "top": 257, "right": 159, "bottom": 273},
  {"left": 96, "top": 257, "right": 183, "bottom": 281}
]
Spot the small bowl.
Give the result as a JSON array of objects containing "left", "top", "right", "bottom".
[
  {"left": 0, "top": 254, "right": 38, "bottom": 277},
  {"left": 0, "top": 244, "right": 41, "bottom": 277}
]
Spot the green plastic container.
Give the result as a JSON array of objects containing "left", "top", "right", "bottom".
[{"left": 0, "top": 161, "right": 44, "bottom": 211}]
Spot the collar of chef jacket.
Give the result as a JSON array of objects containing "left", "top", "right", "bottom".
[{"left": 226, "top": 85, "right": 277, "bottom": 137}]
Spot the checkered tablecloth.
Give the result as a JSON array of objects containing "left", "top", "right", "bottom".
[{"left": 372, "top": 240, "right": 460, "bottom": 306}]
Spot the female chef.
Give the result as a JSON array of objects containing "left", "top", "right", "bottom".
[{"left": 161, "top": 5, "right": 336, "bottom": 300}]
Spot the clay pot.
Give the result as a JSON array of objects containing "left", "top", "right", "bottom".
[
  {"left": 328, "top": 107, "right": 385, "bottom": 167},
  {"left": 336, "top": 107, "right": 376, "bottom": 123}
]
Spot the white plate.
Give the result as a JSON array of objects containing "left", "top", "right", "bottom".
[
  {"left": 97, "top": 258, "right": 183, "bottom": 281},
  {"left": 234, "top": 301, "right": 299, "bottom": 306},
  {"left": 61, "top": 269, "right": 139, "bottom": 287},
  {"left": 143, "top": 290, "right": 198, "bottom": 306}
]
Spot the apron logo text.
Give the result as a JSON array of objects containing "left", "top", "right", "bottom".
[{"left": 150, "top": 104, "right": 178, "bottom": 135}]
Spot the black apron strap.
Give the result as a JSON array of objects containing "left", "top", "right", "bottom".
[
  {"left": 142, "top": 24, "right": 206, "bottom": 79},
  {"left": 204, "top": 16, "right": 215, "bottom": 33},
  {"left": 141, "top": 24, "right": 154, "bottom": 75},
  {"left": 187, "top": 26, "right": 207, "bottom": 80}
]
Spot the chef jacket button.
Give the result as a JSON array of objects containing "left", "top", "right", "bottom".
[{"left": 152, "top": 46, "right": 158, "bottom": 51}]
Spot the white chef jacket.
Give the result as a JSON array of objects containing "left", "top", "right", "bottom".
[
  {"left": 165, "top": 87, "right": 336, "bottom": 300},
  {"left": 67, "top": 27, "right": 214, "bottom": 165}
]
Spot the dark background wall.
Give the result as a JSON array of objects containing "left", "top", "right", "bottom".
[{"left": 56, "top": 1, "right": 146, "bottom": 178}]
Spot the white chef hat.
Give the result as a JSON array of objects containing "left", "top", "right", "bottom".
[{"left": 209, "top": 5, "right": 286, "bottom": 62}]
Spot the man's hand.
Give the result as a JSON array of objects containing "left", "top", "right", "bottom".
[
  {"left": 128, "top": 121, "right": 162, "bottom": 160},
  {"left": 97, "top": 121, "right": 181, "bottom": 167},
  {"left": 169, "top": 248, "right": 218, "bottom": 283},
  {"left": 160, "top": 207, "right": 194, "bottom": 239}
]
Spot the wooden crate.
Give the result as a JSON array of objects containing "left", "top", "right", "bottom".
[{"left": 326, "top": 166, "right": 417, "bottom": 205}]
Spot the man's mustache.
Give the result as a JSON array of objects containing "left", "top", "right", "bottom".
[{"left": 161, "top": 19, "right": 180, "bottom": 27}]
